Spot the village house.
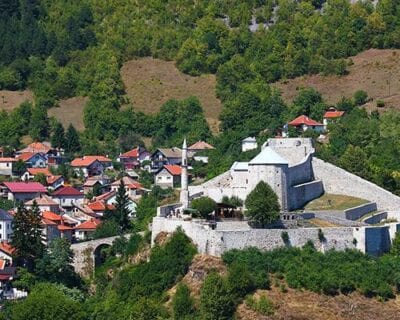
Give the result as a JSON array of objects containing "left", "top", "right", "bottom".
[
  {"left": 0, "top": 242, "right": 14, "bottom": 264},
  {"left": 151, "top": 147, "right": 185, "bottom": 171},
  {"left": 16, "top": 152, "right": 47, "bottom": 168},
  {"left": 189, "top": 141, "right": 215, "bottom": 163},
  {"left": 323, "top": 107, "right": 345, "bottom": 130},
  {"left": 155, "top": 165, "right": 186, "bottom": 189},
  {"left": 92, "top": 191, "right": 137, "bottom": 215},
  {"left": 288, "top": 115, "right": 324, "bottom": 134},
  {"left": 51, "top": 186, "right": 84, "bottom": 209},
  {"left": 21, "top": 168, "right": 64, "bottom": 190},
  {"left": 71, "top": 157, "right": 105, "bottom": 178},
  {"left": 41, "top": 218, "right": 60, "bottom": 244},
  {"left": 241, "top": 137, "right": 258, "bottom": 152},
  {"left": 16, "top": 142, "right": 64, "bottom": 167},
  {"left": 0, "top": 158, "right": 16, "bottom": 176},
  {"left": 70, "top": 204, "right": 99, "bottom": 224},
  {"left": 25, "top": 195, "right": 61, "bottom": 213},
  {"left": 2, "top": 182, "right": 47, "bottom": 202},
  {"left": 75, "top": 218, "right": 101, "bottom": 241},
  {"left": 111, "top": 176, "right": 146, "bottom": 199},
  {"left": 117, "top": 146, "right": 150, "bottom": 170},
  {"left": 41, "top": 211, "right": 73, "bottom": 242},
  {"left": 87, "top": 200, "right": 115, "bottom": 216},
  {"left": 82, "top": 179, "right": 103, "bottom": 196},
  {"left": 0, "top": 210, "right": 13, "bottom": 242}
]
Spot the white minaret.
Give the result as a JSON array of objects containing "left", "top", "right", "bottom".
[{"left": 180, "top": 138, "right": 189, "bottom": 209}]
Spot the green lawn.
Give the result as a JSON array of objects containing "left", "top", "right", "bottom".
[{"left": 305, "top": 194, "right": 369, "bottom": 211}]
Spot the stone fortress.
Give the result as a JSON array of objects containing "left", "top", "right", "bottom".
[{"left": 152, "top": 138, "right": 400, "bottom": 256}]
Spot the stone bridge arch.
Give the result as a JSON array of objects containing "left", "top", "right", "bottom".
[{"left": 71, "top": 236, "right": 123, "bottom": 276}]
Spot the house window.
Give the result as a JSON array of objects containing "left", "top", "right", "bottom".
[
  {"left": 167, "top": 176, "right": 171, "bottom": 180},
  {"left": 0, "top": 224, "right": 2, "bottom": 229},
  {"left": 63, "top": 199, "right": 66, "bottom": 203},
  {"left": 6, "top": 163, "right": 9, "bottom": 167},
  {"left": 157, "top": 176, "right": 162, "bottom": 180}
]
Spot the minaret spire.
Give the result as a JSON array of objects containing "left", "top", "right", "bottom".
[{"left": 180, "top": 137, "right": 189, "bottom": 209}]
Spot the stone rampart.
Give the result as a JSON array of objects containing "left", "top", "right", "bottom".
[
  {"left": 344, "top": 202, "right": 377, "bottom": 220},
  {"left": 288, "top": 153, "right": 313, "bottom": 186},
  {"left": 363, "top": 211, "right": 388, "bottom": 225},
  {"left": 288, "top": 180, "right": 324, "bottom": 210},
  {"left": 313, "top": 158, "right": 400, "bottom": 211}
]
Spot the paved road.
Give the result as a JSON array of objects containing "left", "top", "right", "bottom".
[{"left": 312, "top": 210, "right": 367, "bottom": 227}]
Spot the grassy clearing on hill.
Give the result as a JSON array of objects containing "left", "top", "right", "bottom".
[
  {"left": 121, "top": 57, "right": 222, "bottom": 133},
  {"left": 273, "top": 49, "right": 400, "bottom": 112},
  {"left": 305, "top": 194, "right": 369, "bottom": 211},
  {"left": 48, "top": 96, "right": 87, "bottom": 131},
  {"left": 0, "top": 90, "right": 33, "bottom": 111}
]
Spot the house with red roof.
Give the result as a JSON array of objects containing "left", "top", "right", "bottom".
[
  {"left": 75, "top": 218, "right": 101, "bottom": 241},
  {"left": 25, "top": 195, "right": 61, "bottom": 213},
  {"left": 21, "top": 168, "right": 64, "bottom": 190},
  {"left": 323, "top": 107, "right": 345, "bottom": 130},
  {"left": 2, "top": 182, "right": 47, "bottom": 202},
  {"left": 41, "top": 217, "right": 60, "bottom": 244},
  {"left": 117, "top": 146, "right": 150, "bottom": 170},
  {"left": 17, "top": 142, "right": 64, "bottom": 167},
  {"left": 52, "top": 186, "right": 84, "bottom": 209},
  {"left": 288, "top": 115, "right": 324, "bottom": 134},
  {"left": 16, "top": 152, "right": 47, "bottom": 168},
  {"left": 155, "top": 165, "right": 189, "bottom": 189},
  {"left": 41, "top": 211, "right": 73, "bottom": 242},
  {"left": 0, "top": 242, "right": 14, "bottom": 264},
  {"left": 0, "top": 158, "right": 17, "bottom": 176},
  {"left": 111, "top": 176, "right": 146, "bottom": 199},
  {"left": 0, "top": 210, "right": 13, "bottom": 242},
  {"left": 71, "top": 156, "right": 112, "bottom": 177}
]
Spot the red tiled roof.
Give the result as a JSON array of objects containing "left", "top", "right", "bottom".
[
  {"left": 16, "top": 152, "right": 37, "bottom": 162},
  {"left": 0, "top": 259, "right": 5, "bottom": 270},
  {"left": 47, "top": 175, "right": 63, "bottom": 185},
  {"left": 52, "top": 186, "right": 82, "bottom": 197},
  {"left": 163, "top": 165, "right": 182, "bottom": 176},
  {"left": 41, "top": 218, "right": 57, "bottom": 226},
  {"left": 0, "top": 158, "right": 16, "bottom": 162},
  {"left": 25, "top": 195, "right": 57, "bottom": 206},
  {"left": 4, "top": 182, "right": 47, "bottom": 193},
  {"left": 0, "top": 242, "right": 14, "bottom": 255},
  {"left": 87, "top": 201, "right": 115, "bottom": 211},
  {"left": 189, "top": 141, "right": 215, "bottom": 150},
  {"left": 75, "top": 218, "right": 101, "bottom": 230},
  {"left": 42, "top": 211, "right": 62, "bottom": 222},
  {"left": 71, "top": 156, "right": 111, "bottom": 167},
  {"left": 120, "top": 148, "right": 139, "bottom": 158},
  {"left": 111, "top": 176, "right": 143, "bottom": 189},
  {"left": 324, "top": 110, "right": 345, "bottom": 119},
  {"left": 288, "top": 115, "right": 323, "bottom": 126},
  {"left": 94, "top": 191, "right": 116, "bottom": 202},
  {"left": 19, "top": 142, "right": 51, "bottom": 154},
  {"left": 27, "top": 168, "right": 52, "bottom": 176}
]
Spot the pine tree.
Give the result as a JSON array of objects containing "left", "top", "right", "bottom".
[
  {"left": 113, "top": 179, "right": 132, "bottom": 231},
  {"left": 29, "top": 106, "right": 50, "bottom": 141},
  {"left": 51, "top": 122, "right": 65, "bottom": 149},
  {"left": 65, "top": 124, "right": 81, "bottom": 153},
  {"left": 11, "top": 201, "right": 44, "bottom": 271}
]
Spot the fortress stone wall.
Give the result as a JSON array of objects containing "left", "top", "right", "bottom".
[
  {"left": 152, "top": 217, "right": 399, "bottom": 256},
  {"left": 312, "top": 158, "right": 400, "bottom": 211}
]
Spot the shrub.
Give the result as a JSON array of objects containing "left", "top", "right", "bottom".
[
  {"left": 172, "top": 283, "right": 195, "bottom": 319},
  {"left": 245, "top": 181, "right": 280, "bottom": 227},
  {"left": 353, "top": 90, "right": 368, "bottom": 106},
  {"left": 318, "top": 229, "right": 326, "bottom": 242},
  {"left": 376, "top": 99, "right": 385, "bottom": 108},
  {"left": 191, "top": 196, "right": 217, "bottom": 219},
  {"left": 281, "top": 231, "right": 290, "bottom": 245}
]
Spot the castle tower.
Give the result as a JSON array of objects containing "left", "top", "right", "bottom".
[{"left": 180, "top": 138, "right": 189, "bottom": 209}]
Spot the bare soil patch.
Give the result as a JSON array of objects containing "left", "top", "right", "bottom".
[
  {"left": 0, "top": 90, "right": 33, "bottom": 111},
  {"left": 237, "top": 286, "right": 400, "bottom": 320},
  {"left": 121, "top": 58, "right": 222, "bottom": 133},
  {"left": 48, "top": 96, "right": 87, "bottom": 131},
  {"left": 273, "top": 49, "right": 400, "bottom": 112}
]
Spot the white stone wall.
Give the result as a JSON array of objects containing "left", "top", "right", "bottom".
[
  {"left": 267, "top": 138, "right": 314, "bottom": 165},
  {"left": 313, "top": 158, "right": 400, "bottom": 211}
]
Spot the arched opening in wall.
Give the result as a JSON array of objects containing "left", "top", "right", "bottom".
[{"left": 93, "top": 243, "right": 111, "bottom": 269}]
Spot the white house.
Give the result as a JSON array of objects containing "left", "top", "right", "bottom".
[
  {"left": 0, "top": 158, "right": 16, "bottom": 176},
  {"left": 241, "top": 137, "right": 258, "bottom": 152},
  {"left": 110, "top": 176, "right": 146, "bottom": 199},
  {"left": 51, "top": 186, "right": 84, "bottom": 209},
  {"left": 0, "top": 210, "right": 13, "bottom": 242},
  {"left": 155, "top": 165, "right": 183, "bottom": 189},
  {"left": 74, "top": 218, "right": 101, "bottom": 241},
  {"left": 288, "top": 115, "right": 324, "bottom": 133},
  {"left": 323, "top": 108, "right": 345, "bottom": 130},
  {"left": 71, "top": 157, "right": 105, "bottom": 178},
  {"left": 25, "top": 195, "right": 61, "bottom": 213}
]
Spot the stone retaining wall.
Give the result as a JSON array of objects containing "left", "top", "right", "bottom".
[
  {"left": 313, "top": 158, "right": 400, "bottom": 211},
  {"left": 344, "top": 202, "right": 377, "bottom": 220}
]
